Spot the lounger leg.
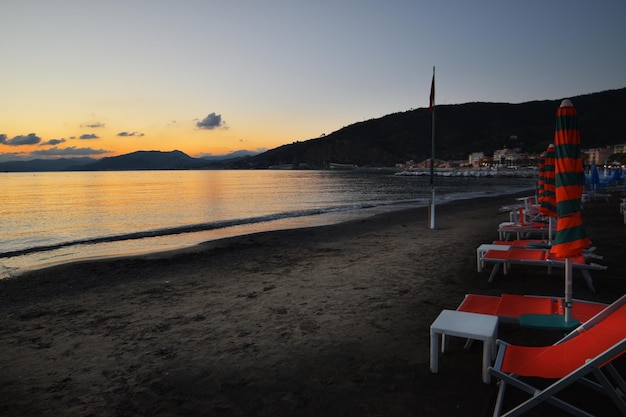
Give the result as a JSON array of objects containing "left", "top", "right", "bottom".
[
  {"left": 482, "top": 341, "right": 492, "bottom": 384},
  {"left": 580, "top": 270, "right": 596, "bottom": 292},
  {"left": 590, "top": 367, "right": 626, "bottom": 414},
  {"left": 488, "top": 264, "right": 501, "bottom": 283},
  {"left": 493, "top": 377, "right": 594, "bottom": 417},
  {"left": 430, "top": 330, "right": 439, "bottom": 373},
  {"left": 492, "top": 380, "right": 507, "bottom": 417},
  {"left": 605, "top": 363, "right": 626, "bottom": 395}
]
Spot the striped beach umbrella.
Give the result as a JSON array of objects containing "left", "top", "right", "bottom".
[
  {"left": 537, "top": 151, "right": 546, "bottom": 208},
  {"left": 539, "top": 144, "right": 557, "bottom": 219},
  {"left": 539, "top": 144, "right": 557, "bottom": 242},
  {"left": 550, "top": 99, "right": 590, "bottom": 323}
]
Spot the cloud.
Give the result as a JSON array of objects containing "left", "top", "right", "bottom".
[
  {"left": 117, "top": 131, "right": 145, "bottom": 137},
  {"left": 81, "top": 122, "right": 106, "bottom": 128},
  {"left": 30, "top": 146, "right": 110, "bottom": 157},
  {"left": 196, "top": 112, "right": 226, "bottom": 130},
  {"left": 0, "top": 133, "right": 42, "bottom": 146},
  {"left": 79, "top": 133, "right": 100, "bottom": 140},
  {"left": 41, "top": 138, "right": 66, "bottom": 146}
]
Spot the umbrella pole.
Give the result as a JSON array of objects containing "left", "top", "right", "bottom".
[
  {"left": 565, "top": 257, "right": 573, "bottom": 322},
  {"left": 548, "top": 217, "right": 553, "bottom": 243}
]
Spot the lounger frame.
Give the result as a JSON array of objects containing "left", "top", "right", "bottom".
[{"left": 490, "top": 339, "right": 626, "bottom": 417}]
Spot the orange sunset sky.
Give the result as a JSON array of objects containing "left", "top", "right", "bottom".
[{"left": 1, "top": 0, "right": 625, "bottom": 162}]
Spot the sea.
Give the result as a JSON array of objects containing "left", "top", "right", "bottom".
[{"left": 0, "top": 170, "right": 536, "bottom": 278}]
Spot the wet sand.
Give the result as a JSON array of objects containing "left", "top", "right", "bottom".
[{"left": 1, "top": 192, "right": 625, "bottom": 416}]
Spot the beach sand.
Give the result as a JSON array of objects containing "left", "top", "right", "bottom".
[{"left": 1, "top": 193, "right": 625, "bottom": 417}]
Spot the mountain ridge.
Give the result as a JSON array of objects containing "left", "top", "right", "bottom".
[
  {"left": 1, "top": 88, "right": 624, "bottom": 172},
  {"left": 235, "top": 88, "right": 626, "bottom": 169},
  {"left": 0, "top": 150, "right": 257, "bottom": 172}
]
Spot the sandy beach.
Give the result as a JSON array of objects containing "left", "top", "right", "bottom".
[{"left": 1, "top": 192, "right": 625, "bottom": 417}]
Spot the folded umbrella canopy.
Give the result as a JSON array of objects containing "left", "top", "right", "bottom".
[
  {"left": 588, "top": 164, "right": 600, "bottom": 191},
  {"left": 539, "top": 144, "right": 557, "bottom": 242},
  {"left": 537, "top": 151, "right": 546, "bottom": 209},
  {"left": 550, "top": 99, "right": 590, "bottom": 322},
  {"left": 539, "top": 144, "right": 557, "bottom": 218}
]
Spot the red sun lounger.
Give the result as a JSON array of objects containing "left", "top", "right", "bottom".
[
  {"left": 457, "top": 293, "right": 607, "bottom": 324},
  {"left": 479, "top": 247, "right": 606, "bottom": 292},
  {"left": 489, "top": 294, "right": 626, "bottom": 417}
]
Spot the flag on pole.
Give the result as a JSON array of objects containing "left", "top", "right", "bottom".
[
  {"left": 429, "top": 74, "right": 435, "bottom": 113},
  {"left": 428, "top": 66, "right": 436, "bottom": 229}
]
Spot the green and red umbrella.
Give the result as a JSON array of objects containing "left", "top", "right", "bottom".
[
  {"left": 550, "top": 99, "right": 590, "bottom": 322},
  {"left": 539, "top": 144, "right": 557, "bottom": 220},
  {"left": 539, "top": 144, "right": 557, "bottom": 242},
  {"left": 537, "top": 151, "right": 546, "bottom": 210}
]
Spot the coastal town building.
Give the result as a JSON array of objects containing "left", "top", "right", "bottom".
[
  {"left": 586, "top": 146, "right": 614, "bottom": 166},
  {"left": 493, "top": 148, "right": 522, "bottom": 168},
  {"left": 400, "top": 143, "right": 625, "bottom": 170},
  {"left": 468, "top": 152, "right": 484, "bottom": 167}
]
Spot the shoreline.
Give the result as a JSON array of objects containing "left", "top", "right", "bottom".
[
  {"left": 1, "top": 187, "right": 535, "bottom": 280},
  {"left": 1, "top": 192, "right": 624, "bottom": 416}
]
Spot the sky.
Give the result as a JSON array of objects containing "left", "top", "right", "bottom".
[{"left": 1, "top": 0, "right": 625, "bottom": 162}]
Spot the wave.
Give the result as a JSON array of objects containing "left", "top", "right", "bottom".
[
  {"left": 1, "top": 185, "right": 531, "bottom": 259},
  {"left": 0, "top": 200, "right": 424, "bottom": 258}
]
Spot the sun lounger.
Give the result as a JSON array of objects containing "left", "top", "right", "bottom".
[
  {"left": 582, "top": 192, "right": 611, "bottom": 203},
  {"left": 488, "top": 240, "right": 602, "bottom": 258},
  {"left": 489, "top": 294, "right": 626, "bottom": 416},
  {"left": 457, "top": 293, "right": 607, "bottom": 324},
  {"left": 477, "top": 241, "right": 548, "bottom": 272},
  {"left": 491, "top": 239, "right": 548, "bottom": 248},
  {"left": 498, "top": 222, "right": 554, "bottom": 241},
  {"left": 479, "top": 247, "right": 606, "bottom": 292}
]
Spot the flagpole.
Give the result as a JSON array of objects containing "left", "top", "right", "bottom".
[{"left": 429, "top": 66, "right": 436, "bottom": 229}]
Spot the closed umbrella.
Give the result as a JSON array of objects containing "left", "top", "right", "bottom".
[
  {"left": 539, "top": 144, "right": 557, "bottom": 242},
  {"left": 550, "top": 99, "right": 590, "bottom": 323},
  {"left": 537, "top": 151, "right": 546, "bottom": 209},
  {"left": 588, "top": 165, "right": 600, "bottom": 191}
]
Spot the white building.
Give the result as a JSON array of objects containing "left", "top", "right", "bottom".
[
  {"left": 468, "top": 152, "right": 484, "bottom": 167},
  {"left": 585, "top": 146, "right": 613, "bottom": 166}
]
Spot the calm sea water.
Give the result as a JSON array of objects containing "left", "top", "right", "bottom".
[{"left": 1, "top": 170, "right": 535, "bottom": 278}]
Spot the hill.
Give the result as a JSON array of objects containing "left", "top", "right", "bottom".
[
  {"left": 0, "top": 157, "right": 96, "bottom": 172},
  {"left": 233, "top": 88, "right": 626, "bottom": 169},
  {"left": 74, "top": 150, "right": 207, "bottom": 171},
  {"left": 0, "top": 150, "right": 262, "bottom": 172}
]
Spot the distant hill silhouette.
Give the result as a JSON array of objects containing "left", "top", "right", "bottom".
[
  {"left": 199, "top": 150, "right": 261, "bottom": 161},
  {"left": 0, "top": 157, "right": 96, "bottom": 172},
  {"left": 232, "top": 88, "right": 626, "bottom": 168},
  {"left": 0, "top": 150, "right": 257, "bottom": 172},
  {"left": 75, "top": 150, "right": 206, "bottom": 171}
]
